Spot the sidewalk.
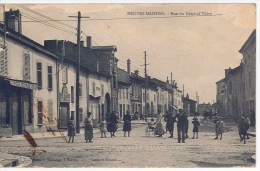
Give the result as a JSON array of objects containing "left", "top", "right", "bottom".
[
  {"left": 0, "top": 152, "right": 31, "bottom": 167},
  {"left": 0, "top": 120, "right": 147, "bottom": 141}
]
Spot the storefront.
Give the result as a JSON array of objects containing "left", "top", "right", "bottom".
[{"left": 0, "top": 77, "right": 36, "bottom": 136}]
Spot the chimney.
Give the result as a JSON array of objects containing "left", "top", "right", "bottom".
[
  {"left": 80, "top": 41, "right": 84, "bottom": 47},
  {"left": 127, "top": 59, "right": 131, "bottom": 74},
  {"left": 87, "top": 36, "right": 92, "bottom": 49},
  {"left": 225, "top": 67, "right": 232, "bottom": 77},
  {"left": 134, "top": 70, "right": 139, "bottom": 76},
  {"left": 4, "top": 9, "right": 22, "bottom": 33}
]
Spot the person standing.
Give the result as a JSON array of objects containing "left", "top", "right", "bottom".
[
  {"left": 107, "top": 111, "right": 118, "bottom": 137},
  {"left": 68, "top": 118, "right": 75, "bottom": 143},
  {"left": 185, "top": 116, "right": 189, "bottom": 138},
  {"left": 84, "top": 112, "right": 93, "bottom": 143},
  {"left": 192, "top": 117, "right": 200, "bottom": 139},
  {"left": 214, "top": 117, "right": 225, "bottom": 140},
  {"left": 245, "top": 114, "right": 251, "bottom": 139},
  {"left": 100, "top": 119, "right": 107, "bottom": 138},
  {"left": 175, "top": 109, "right": 188, "bottom": 143},
  {"left": 164, "top": 111, "right": 175, "bottom": 138},
  {"left": 154, "top": 116, "right": 165, "bottom": 137},
  {"left": 123, "top": 111, "right": 132, "bottom": 137},
  {"left": 238, "top": 117, "right": 247, "bottom": 144}
]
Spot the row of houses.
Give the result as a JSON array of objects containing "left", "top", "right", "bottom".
[
  {"left": 215, "top": 30, "right": 256, "bottom": 125},
  {"left": 0, "top": 9, "right": 196, "bottom": 136}
]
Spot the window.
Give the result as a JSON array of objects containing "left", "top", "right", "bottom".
[
  {"left": 123, "top": 89, "right": 125, "bottom": 99},
  {"left": 48, "top": 100, "right": 53, "bottom": 123},
  {"left": 96, "top": 60, "right": 99, "bottom": 72},
  {"left": 79, "top": 108, "right": 83, "bottom": 122},
  {"left": 62, "top": 65, "right": 68, "bottom": 84},
  {"left": 37, "top": 101, "right": 43, "bottom": 125},
  {"left": 37, "top": 62, "right": 42, "bottom": 89},
  {"left": 229, "top": 81, "right": 232, "bottom": 94},
  {"left": 249, "top": 71, "right": 251, "bottom": 89},
  {"left": 154, "top": 94, "right": 156, "bottom": 101},
  {"left": 79, "top": 83, "right": 82, "bottom": 96},
  {"left": 23, "top": 51, "right": 30, "bottom": 81},
  {"left": 0, "top": 46, "right": 8, "bottom": 76},
  {"left": 90, "top": 105, "right": 93, "bottom": 117},
  {"left": 92, "top": 82, "right": 95, "bottom": 95},
  {"left": 119, "top": 90, "right": 121, "bottom": 99},
  {"left": 113, "top": 75, "right": 117, "bottom": 88},
  {"left": 47, "top": 66, "right": 53, "bottom": 90},
  {"left": 70, "top": 111, "right": 75, "bottom": 120},
  {"left": 71, "top": 86, "right": 74, "bottom": 103},
  {"left": 101, "top": 84, "right": 104, "bottom": 97},
  {"left": 126, "top": 89, "right": 129, "bottom": 99}
]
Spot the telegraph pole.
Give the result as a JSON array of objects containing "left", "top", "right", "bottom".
[
  {"left": 141, "top": 51, "right": 149, "bottom": 122},
  {"left": 69, "top": 11, "right": 89, "bottom": 134},
  {"left": 171, "top": 72, "right": 174, "bottom": 111}
]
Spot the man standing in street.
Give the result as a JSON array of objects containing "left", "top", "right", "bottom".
[{"left": 175, "top": 109, "right": 188, "bottom": 143}]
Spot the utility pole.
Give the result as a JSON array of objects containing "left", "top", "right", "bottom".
[
  {"left": 69, "top": 11, "right": 89, "bottom": 134},
  {"left": 141, "top": 51, "right": 149, "bottom": 122},
  {"left": 171, "top": 72, "right": 174, "bottom": 111}
]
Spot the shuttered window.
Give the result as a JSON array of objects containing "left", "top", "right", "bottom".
[
  {"left": 71, "top": 86, "right": 74, "bottom": 103},
  {"left": 48, "top": 100, "right": 53, "bottom": 123},
  {"left": 79, "top": 108, "right": 83, "bottom": 122},
  {"left": 38, "top": 101, "right": 43, "bottom": 125},
  {"left": 0, "top": 47, "right": 8, "bottom": 76},
  {"left": 37, "top": 62, "right": 42, "bottom": 89},
  {"left": 23, "top": 51, "right": 30, "bottom": 81},
  {"left": 47, "top": 66, "right": 53, "bottom": 90}
]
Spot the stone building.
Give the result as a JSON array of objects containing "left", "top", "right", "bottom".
[
  {"left": 0, "top": 10, "right": 60, "bottom": 135},
  {"left": 239, "top": 29, "right": 256, "bottom": 125}
]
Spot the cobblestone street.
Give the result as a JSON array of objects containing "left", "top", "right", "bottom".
[{"left": 0, "top": 117, "right": 256, "bottom": 168}]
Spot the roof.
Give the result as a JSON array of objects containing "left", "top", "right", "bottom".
[
  {"left": 0, "top": 23, "right": 61, "bottom": 61},
  {"left": 239, "top": 29, "right": 256, "bottom": 54},
  {"left": 117, "top": 68, "right": 130, "bottom": 84},
  {"left": 92, "top": 45, "right": 117, "bottom": 52},
  {"left": 183, "top": 97, "right": 197, "bottom": 103}
]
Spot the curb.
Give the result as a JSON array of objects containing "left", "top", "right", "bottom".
[
  {"left": 0, "top": 159, "right": 18, "bottom": 167},
  {"left": 247, "top": 155, "right": 256, "bottom": 163},
  {"left": 0, "top": 153, "right": 32, "bottom": 168}
]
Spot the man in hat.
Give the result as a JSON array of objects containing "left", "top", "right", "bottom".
[{"left": 175, "top": 109, "right": 188, "bottom": 143}]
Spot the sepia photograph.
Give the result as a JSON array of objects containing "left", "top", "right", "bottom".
[{"left": 0, "top": 1, "right": 257, "bottom": 169}]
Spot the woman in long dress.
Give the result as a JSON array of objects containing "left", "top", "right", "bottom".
[
  {"left": 107, "top": 111, "right": 118, "bottom": 137},
  {"left": 84, "top": 112, "right": 93, "bottom": 143},
  {"left": 155, "top": 116, "right": 165, "bottom": 137},
  {"left": 123, "top": 111, "right": 132, "bottom": 137}
]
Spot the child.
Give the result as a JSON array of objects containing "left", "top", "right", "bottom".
[
  {"left": 68, "top": 119, "right": 75, "bottom": 143},
  {"left": 100, "top": 119, "right": 107, "bottom": 138},
  {"left": 192, "top": 117, "right": 200, "bottom": 139}
]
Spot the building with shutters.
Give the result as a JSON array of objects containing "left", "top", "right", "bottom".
[{"left": 0, "top": 9, "right": 60, "bottom": 136}]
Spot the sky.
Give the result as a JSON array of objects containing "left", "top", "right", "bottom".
[{"left": 0, "top": 3, "right": 256, "bottom": 103}]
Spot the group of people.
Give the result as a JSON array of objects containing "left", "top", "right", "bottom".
[
  {"left": 148, "top": 109, "right": 201, "bottom": 143},
  {"left": 67, "top": 111, "right": 133, "bottom": 143},
  {"left": 67, "top": 109, "right": 252, "bottom": 144}
]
